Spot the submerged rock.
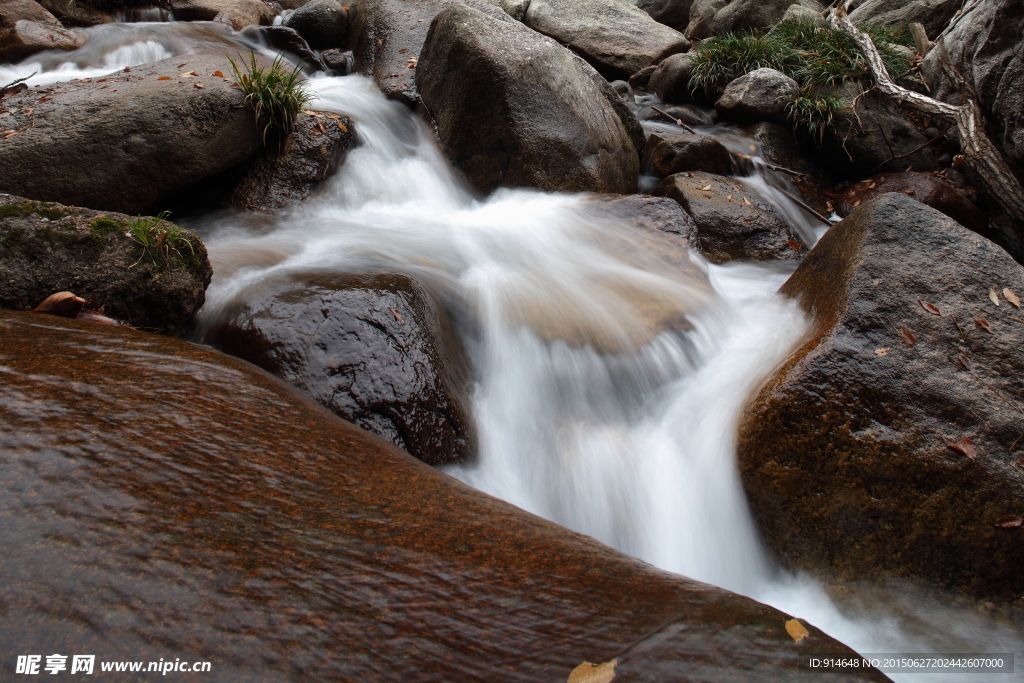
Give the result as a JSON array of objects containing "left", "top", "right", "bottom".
[
  {"left": 417, "top": 2, "right": 640, "bottom": 195},
  {"left": 0, "top": 193, "right": 211, "bottom": 334},
  {"left": 0, "top": 309, "right": 884, "bottom": 680},
  {"left": 739, "top": 193, "right": 1024, "bottom": 601},
  {"left": 206, "top": 271, "right": 475, "bottom": 465}
]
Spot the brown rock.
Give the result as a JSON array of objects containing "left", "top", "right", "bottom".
[
  {"left": 0, "top": 19, "right": 84, "bottom": 61},
  {"left": 170, "top": 0, "right": 275, "bottom": 26}
]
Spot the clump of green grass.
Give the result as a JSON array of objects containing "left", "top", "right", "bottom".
[
  {"left": 125, "top": 210, "right": 196, "bottom": 266},
  {"left": 786, "top": 94, "right": 846, "bottom": 145},
  {"left": 229, "top": 52, "right": 312, "bottom": 150}
]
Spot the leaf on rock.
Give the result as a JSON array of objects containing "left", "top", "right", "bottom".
[
  {"left": 994, "top": 515, "right": 1023, "bottom": 528},
  {"left": 1004, "top": 288, "right": 1021, "bottom": 308},
  {"left": 899, "top": 327, "right": 916, "bottom": 345},
  {"left": 786, "top": 239, "right": 801, "bottom": 252},
  {"left": 389, "top": 308, "right": 405, "bottom": 324},
  {"left": 31, "top": 291, "right": 85, "bottom": 318},
  {"left": 157, "top": 76, "right": 172, "bottom": 80},
  {"left": 785, "top": 619, "right": 810, "bottom": 643},
  {"left": 944, "top": 436, "right": 978, "bottom": 460},
  {"left": 989, "top": 287, "right": 1000, "bottom": 306},
  {"left": 919, "top": 301, "right": 941, "bottom": 315},
  {"left": 193, "top": 83, "right": 204, "bottom": 89},
  {"left": 178, "top": 71, "right": 198, "bottom": 78},
  {"left": 874, "top": 348, "right": 890, "bottom": 356},
  {"left": 975, "top": 318, "right": 994, "bottom": 334},
  {"left": 212, "top": 70, "right": 224, "bottom": 77},
  {"left": 337, "top": 120, "right": 348, "bottom": 133},
  {"left": 567, "top": 659, "right": 616, "bottom": 683}
]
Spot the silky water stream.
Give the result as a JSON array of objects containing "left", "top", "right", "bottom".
[{"left": 3, "top": 24, "right": 1022, "bottom": 680}]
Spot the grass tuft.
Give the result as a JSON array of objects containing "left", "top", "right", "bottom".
[
  {"left": 125, "top": 211, "right": 196, "bottom": 266},
  {"left": 229, "top": 52, "right": 312, "bottom": 151}
]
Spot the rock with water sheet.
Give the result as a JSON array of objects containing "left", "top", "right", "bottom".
[
  {"left": 739, "top": 193, "right": 1024, "bottom": 601},
  {"left": 417, "top": 2, "right": 641, "bottom": 195},
  {"left": 0, "top": 308, "right": 888, "bottom": 681}
]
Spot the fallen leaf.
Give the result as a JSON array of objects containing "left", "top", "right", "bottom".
[
  {"left": 37, "top": 96, "right": 48, "bottom": 102},
  {"left": 31, "top": 291, "right": 85, "bottom": 318},
  {"left": 994, "top": 515, "right": 1023, "bottom": 528},
  {"left": 944, "top": 436, "right": 978, "bottom": 460},
  {"left": 786, "top": 239, "right": 801, "bottom": 252},
  {"left": 389, "top": 308, "right": 405, "bottom": 324},
  {"left": 743, "top": 197, "right": 752, "bottom": 206},
  {"left": 726, "top": 194, "right": 733, "bottom": 200},
  {"left": 899, "top": 327, "right": 916, "bottom": 345},
  {"left": 212, "top": 70, "right": 224, "bottom": 77},
  {"left": 1004, "top": 288, "right": 1021, "bottom": 308},
  {"left": 919, "top": 301, "right": 941, "bottom": 315},
  {"left": 567, "top": 659, "right": 616, "bottom": 683},
  {"left": 157, "top": 76, "right": 172, "bottom": 80},
  {"left": 975, "top": 318, "right": 994, "bottom": 334},
  {"left": 785, "top": 619, "right": 810, "bottom": 643},
  {"left": 337, "top": 121, "right": 348, "bottom": 132},
  {"left": 2, "top": 130, "right": 18, "bottom": 139},
  {"left": 178, "top": 70, "right": 198, "bottom": 77},
  {"left": 874, "top": 348, "right": 890, "bottom": 356},
  {"left": 989, "top": 287, "right": 1001, "bottom": 306},
  {"left": 398, "top": 48, "right": 408, "bottom": 53},
  {"left": 193, "top": 83, "right": 204, "bottom": 89}
]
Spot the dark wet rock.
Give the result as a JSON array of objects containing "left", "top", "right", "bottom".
[
  {"left": 36, "top": 0, "right": 110, "bottom": 26},
  {"left": 320, "top": 47, "right": 352, "bottom": 73},
  {"left": 648, "top": 51, "right": 695, "bottom": 103},
  {"left": 636, "top": 0, "right": 692, "bottom": 29},
  {"left": 833, "top": 172, "right": 988, "bottom": 236},
  {"left": 610, "top": 79, "right": 632, "bottom": 99},
  {"left": 709, "top": 0, "right": 823, "bottom": 35},
  {"left": 849, "top": 0, "right": 961, "bottom": 38},
  {"left": 651, "top": 133, "right": 732, "bottom": 176},
  {"left": 417, "top": 2, "right": 640, "bottom": 195},
  {"left": 0, "top": 0, "right": 62, "bottom": 27},
  {"left": 654, "top": 171, "right": 802, "bottom": 263},
  {"left": 715, "top": 68, "right": 799, "bottom": 125},
  {"left": 0, "top": 53, "right": 263, "bottom": 215},
  {"left": 282, "top": 0, "right": 347, "bottom": 49},
  {"left": 744, "top": 121, "right": 826, "bottom": 179},
  {"left": 520, "top": 0, "right": 690, "bottom": 80},
  {"left": 0, "top": 18, "right": 84, "bottom": 61},
  {"left": 685, "top": 0, "right": 726, "bottom": 40},
  {"left": 923, "top": 0, "right": 1024, "bottom": 183},
  {"left": 820, "top": 88, "right": 937, "bottom": 179},
  {"left": 0, "top": 309, "right": 884, "bottom": 680},
  {"left": 628, "top": 64, "right": 656, "bottom": 89},
  {"left": 0, "top": 194, "right": 211, "bottom": 334},
  {"left": 739, "top": 194, "right": 1024, "bottom": 601},
  {"left": 590, "top": 193, "right": 699, "bottom": 261},
  {"left": 223, "top": 111, "right": 353, "bottom": 212},
  {"left": 239, "top": 25, "right": 328, "bottom": 72},
  {"left": 661, "top": 104, "right": 714, "bottom": 128},
  {"left": 170, "top": 0, "right": 275, "bottom": 27},
  {"left": 205, "top": 271, "right": 474, "bottom": 465}
]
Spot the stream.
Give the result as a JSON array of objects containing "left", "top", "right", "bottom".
[{"left": 3, "top": 20, "right": 1022, "bottom": 681}]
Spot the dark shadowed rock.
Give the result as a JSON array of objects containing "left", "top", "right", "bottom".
[
  {"left": 170, "top": 0, "right": 275, "bottom": 27},
  {"left": 521, "top": 0, "right": 690, "bottom": 80},
  {"left": 636, "top": 0, "right": 693, "bottom": 28},
  {"left": 282, "top": 0, "right": 347, "bottom": 49},
  {"left": 417, "top": 2, "right": 640, "bottom": 195},
  {"left": 0, "top": 309, "right": 884, "bottom": 680},
  {"left": 739, "top": 193, "right": 1024, "bottom": 601},
  {"left": 223, "top": 111, "right": 354, "bottom": 212},
  {"left": 648, "top": 51, "right": 695, "bottom": 103},
  {"left": 715, "top": 68, "right": 799, "bottom": 125},
  {"left": 36, "top": 0, "right": 110, "bottom": 26},
  {"left": 685, "top": 0, "right": 726, "bottom": 40},
  {"left": 744, "top": 121, "right": 826, "bottom": 179},
  {"left": 0, "top": 53, "right": 263, "bottom": 215},
  {"left": 849, "top": 0, "right": 961, "bottom": 38},
  {"left": 205, "top": 271, "right": 474, "bottom": 465},
  {"left": 710, "top": 0, "right": 823, "bottom": 35},
  {"left": 0, "top": 194, "right": 211, "bottom": 334},
  {"left": 654, "top": 171, "right": 802, "bottom": 262},
  {"left": 651, "top": 133, "right": 732, "bottom": 176},
  {"left": 628, "top": 63, "right": 657, "bottom": 89},
  {"left": 239, "top": 25, "right": 328, "bottom": 72},
  {"left": 0, "top": 19, "right": 84, "bottom": 61}
]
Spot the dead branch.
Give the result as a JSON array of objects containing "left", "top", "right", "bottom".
[
  {"left": 1, "top": 73, "right": 36, "bottom": 98},
  {"left": 829, "top": 0, "right": 1024, "bottom": 223},
  {"left": 650, "top": 106, "right": 698, "bottom": 135}
]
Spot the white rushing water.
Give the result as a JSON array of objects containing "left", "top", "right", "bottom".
[{"left": 5, "top": 26, "right": 1022, "bottom": 680}]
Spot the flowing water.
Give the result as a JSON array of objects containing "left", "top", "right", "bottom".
[{"left": 4, "top": 23, "right": 1023, "bottom": 680}]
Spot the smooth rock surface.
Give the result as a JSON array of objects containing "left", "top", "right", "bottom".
[
  {"left": 0, "top": 18, "right": 84, "bottom": 61},
  {"left": 0, "top": 309, "right": 884, "bottom": 680},
  {"left": 715, "top": 68, "right": 799, "bottom": 125},
  {"left": 739, "top": 193, "right": 1024, "bottom": 600},
  {"left": 282, "top": 0, "right": 347, "bottom": 49},
  {"left": 648, "top": 51, "right": 695, "bottom": 103},
  {"left": 651, "top": 133, "right": 732, "bottom": 176},
  {"left": 171, "top": 0, "right": 275, "bottom": 26}
]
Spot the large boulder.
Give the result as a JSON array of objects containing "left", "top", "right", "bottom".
[
  {"left": 417, "top": 2, "right": 640, "bottom": 195},
  {"left": 648, "top": 52, "right": 695, "bottom": 103},
  {"left": 709, "top": 0, "right": 823, "bottom": 37},
  {"left": 0, "top": 194, "right": 211, "bottom": 334},
  {"left": 223, "top": 111, "right": 354, "bottom": 212},
  {"left": 205, "top": 272, "right": 474, "bottom": 466},
  {"left": 0, "top": 309, "right": 884, "bottom": 681},
  {"left": 715, "top": 68, "right": 800, "bottom": 125},
  {"left": 0, "top": 54, "right": 263, "bottom": 215},
  {"left": 0, "top": 19, "right": 84, "bottom": 61},
  {"left": 849, "top": 0, "right": 961, "bottom": 38},
  {"left": 282, "top": 0, "right": 348, "bottom": 49},
  {"left": 923, "top": 0, "right": 1024, "bottom": 183},
  {"left": 520, "top": 0, "right": 690, "bottom": 80},
  {"left": 654, "top": 171, "right": 802, "bottom": 262},
  {"left": 0, "top": 0, "right": 62, "bottom": 27},
  {"left": 739, "top": 193, "right": 1024, "bottom": 601}
]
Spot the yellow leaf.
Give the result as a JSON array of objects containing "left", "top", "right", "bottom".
[
  {"left": 874, "top": 348, "right": 890, "bottom": 356},
  {"left": 568, "top": 659, "right": 616, "bottom": 683},
  {"left": 989, "top": 287, "right": 1000, "bottom": 306},
  {"left": 1004, "top": 288, "right": 1021, "bottom": 308},
  {"left": 785, "top": 618, "right": 810, "bottom": 643}
]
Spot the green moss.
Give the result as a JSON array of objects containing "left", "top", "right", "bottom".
[
  {"left": 90, "top": 217, "right": 122, "bottom": 235},
  {"left": 34, "top": 203, "right": 67, "bottom": 221},
  {"left": 0, "top": 201, "right": 39, "bottom": 219}
]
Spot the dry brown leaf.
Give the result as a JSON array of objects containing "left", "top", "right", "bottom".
[
  {"left": 743, "top": 197, "right": 752, "bottom": 206},
  {"left": 989, "top": 287, "right": 1001, "bottom": 306},
  {"left": 944, "top": 436, "right": 978, "bottom": 460},
  {"left": 899, "top": 327, "right": 916, "bottom": 345},
  {"left": 994, "top": 515, "right": 1023, "bottom": 528},
  {"left": 786, "top": 239, "right": 801, "bottom": 252},
  {"left": 31, "top": 291, "right": 85, "bottom": 318},
  {"left": 212, "top": 70, "right": 224, "bottom": 77},
  {"left": 389, "top": 307, "right": 405, "bottom": 324},
  {"left": 785, "top": 619, "right": 810, "bottom": 642},
  {"left": 919, "top": 301, "right": 941, "bottom": 315},
  {"left": 193, "top": 83, "right": 204, "bottom": 89},
  {"left": 1003, "top": 288, "right": 1021, "bottom": 308},
  {"left": 178, "top": 70, "right": 198, "bottom": 77},
  {"left": 975, "top": 318, "right": 994, "bottom": 334},
  {"left": 567, "top": 659, "right": 616, "bottom": 683},
  {"left": 337, "top": 121, "right": 349, "bottom": 133},
  {"left": 874, "top": 348, "right": 891, "bottom": 356},
  {"left": 157, "top": 76, "right": 172, "bottom": 80}
]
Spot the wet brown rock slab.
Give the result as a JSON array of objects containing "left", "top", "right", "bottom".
[{"left": 0, "top": 310, "right": 880, "bottom": 680}]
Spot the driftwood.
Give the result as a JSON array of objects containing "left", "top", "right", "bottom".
[{"left": 829, "top": 0, "right": 1024, "bottom": 223}]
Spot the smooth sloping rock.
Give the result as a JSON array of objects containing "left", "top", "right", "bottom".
[
  {"left": 715, "top": 68, "right": 799, "bottom": 125},
  {"left": 0, "top": 309, "right": 884, "bottom": 681},
  {"left": 0, "top": 18, "right": 84, "bottom": 61},
  {"left": 849, "top": 0, "right": 961, "bottom": 37},
  {"left": 170, "top": 0, "right": 275, "bottom": 26},
  {"left": 205, "top": 272, "right": 474, "bottom": 466},
  {"left": 521, "top": 0, "right": 690, "bottom": 80},
  {"left": 739, "top": 193, "right": 1024, "bottom": 601},
  {"left": 923, "top": 0, "right": 1024, "bottom": 182},
  {"left": 0, "top": 53, "right": 263, "bottom": 215},
  {"left": 654, "top": 171, "right": 802, "bottom": 262},
  {"left": 0, "top": 0, "right": 62, "bottom": 27},
  {"left": 0, "top": 194, "right": 211, "bottom": 334},
  {"left": 223, "top": 111, "right": 353, "bottom": 212},
  {"left": 651, "top": 133, "right": 732, "bottom": 176},
  {"left": 282, "top": 0, "right": 347, "bottom": 49},
  {"left": 417, "top": 2, "right": 640, "bottom": 195}
]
